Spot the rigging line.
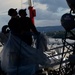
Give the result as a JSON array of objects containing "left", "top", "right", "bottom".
[
  {"left": 33, "top": 0, "right": 34, "bottom": 6},
  {"left": 21, "top": 0, "right": 22, "bottom": 8}
]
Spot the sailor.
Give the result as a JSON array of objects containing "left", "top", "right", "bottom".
[
  {"left": 8, "top": 8, "right": 20, "bottom": 36},
  {"left": 2, "top": 25, "right": 10, "bottom": 34},
  {"left": 0, "top": 25, "right": 10, "bottom": 45},
  {"left": 18, "top": 9, "right": 39, "bottom": 46}
]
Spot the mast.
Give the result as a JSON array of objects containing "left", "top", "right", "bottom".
[{"left": 28, "top": 0, "right": 36, "bottom": 25}]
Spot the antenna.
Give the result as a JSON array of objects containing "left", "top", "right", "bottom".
[{"left": 28, "top": 0, "right": 34, "bottom": 6}]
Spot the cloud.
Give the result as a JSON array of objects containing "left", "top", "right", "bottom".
[
  {"left": 0, "top": 0, "right": 70, "bottom": 29},
  {"left": 35, "top": 19, "right": 60, "bottom": 27},
  {"left": 34, "top": 0, "right": 68, "bottom": 11},
  {"left": 33, "top": 0, "right": 70, "bottom": 26},
  {"left": 34, "top": 2, "right": 48, "bottom": 11}
]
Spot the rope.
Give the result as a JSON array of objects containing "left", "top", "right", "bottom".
[{"left": 59, "top": 31, "right": 67, "bottom": 74}]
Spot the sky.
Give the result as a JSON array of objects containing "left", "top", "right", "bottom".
[{"left": 0, "top": 0, "right": 70, "bottom": 30}]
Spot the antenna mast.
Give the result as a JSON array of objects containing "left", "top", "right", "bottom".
[{"left": 28, "top": 0, "right": 36, "bottom": 25}]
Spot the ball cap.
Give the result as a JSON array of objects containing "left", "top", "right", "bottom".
[
  {"left": 8, "top": 8, "right": 17, "bottom": 16},
  {"left": 19, "top": 9, "right": 27, "bottom": 16}
]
